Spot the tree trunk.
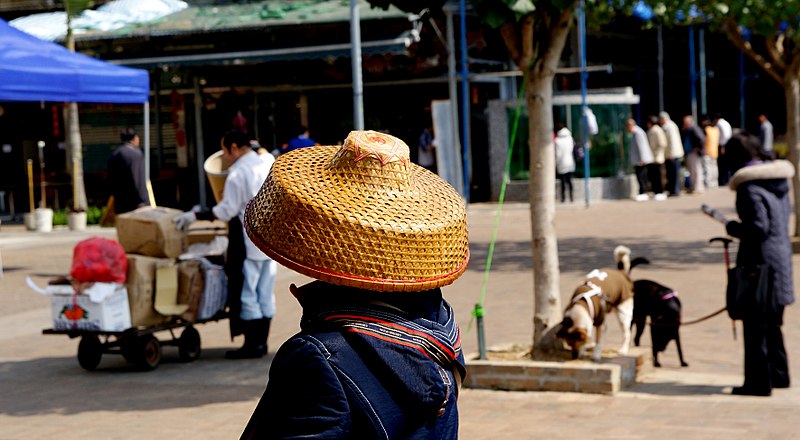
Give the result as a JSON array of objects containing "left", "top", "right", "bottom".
[
  {"left": 65, "top": 21, "right": 87, "bottom": 211},
  {"left": 66, "top": 102, "right": 87, "bottom": 210},
  {"left": 528, "top": 72, "right": 561, "bottom": 358},
  {"left": 784, "top": 71, "right": 800, "bottom": 237}
]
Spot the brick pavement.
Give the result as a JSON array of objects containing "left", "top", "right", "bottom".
[{"left": 1, "top": 187, "right": 799, "bottom": 439}]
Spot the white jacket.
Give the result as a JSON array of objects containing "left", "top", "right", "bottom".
[
  {"left": 555, "top": 127, "right": 576, "bottom": 175},
  {"left": 647, "top": 124, "right": 668, "bottom": 164},
  {"left": 662, "top": 119, "right": 684, "bottom": 160},
  {"left": 212, "top": 150, "right": 272, "bottom": 260}
]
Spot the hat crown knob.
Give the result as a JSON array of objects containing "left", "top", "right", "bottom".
[{"left": 338, "top": 130, "right": 410, "bottom": 166}]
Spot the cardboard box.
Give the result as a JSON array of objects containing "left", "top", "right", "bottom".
[
  {"left": 116, "top": 207, "right": 187, "bottom": 258},
  {"left": 126, "top": 254, "right": 172, "bottom": 327},
  {"left": 50, "top": 283, "right": 131, "bottom": 332},
  {"left": 176, "top": 259, "right": 204, "bottom": 321},
  {"left": 186, "top": 220, "right": 228, "bottom": 246}
]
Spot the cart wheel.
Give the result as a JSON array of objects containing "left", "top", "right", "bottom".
[
  {"left": 77, "top": 335, "right": 103, "bottom": 371},
  {"left": 120, "top": 337, "right": 138, "bottom": 364},
  {"left": 135, "top": 335, "right": 162, "bottom": 371},
  {"left": 178, "top": 326, "right": 202, "bottom": 362}
]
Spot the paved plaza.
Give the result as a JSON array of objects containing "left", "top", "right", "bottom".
[{"left": 1, "top": 187, "right": 799, "bottom": 439}]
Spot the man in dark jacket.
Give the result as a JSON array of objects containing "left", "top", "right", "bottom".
[
  {"left": 724, "top": 132, "right": 795, "bottom": 396},
  {"left": 240, "top": 130, "right": 468, "bottom": 439},
  {"left": 681, "top": 115, "right": 706, "bottom": 194},
  {"left": 107, "top": 128, "right": 149, "bottom": 214}
]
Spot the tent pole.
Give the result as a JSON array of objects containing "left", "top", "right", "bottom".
[
  {"left": 194, "top": 77, "right": 207, "bottom": 209},
  {"left": 144, "top": 101, "right": 150, "bottom": 181},
  {"left": 350, "top": 0, "right": 364, "bottom": 130},
  {"left": 144, "top": 101, "right": 155, "bottom": 206}
]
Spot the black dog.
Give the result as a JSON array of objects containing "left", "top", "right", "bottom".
[{"left": 632, "top": 279, "right": 689, "bottom": 367}]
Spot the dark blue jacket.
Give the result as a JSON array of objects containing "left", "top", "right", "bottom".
[
  {"left": 283, "top": 135, "right": 317, "bottom": 153},
  {"left": 107, "top": 143, "right": 149, "bottom": 213},
  {"left": 681, "top": 124, "right": 705, "bottom": 156},
  {"left": 241, "top": 282, "right": 465, "bottom": 439},
  {"left": 726, "top": 160, "right": 795, "bottom": 307}
]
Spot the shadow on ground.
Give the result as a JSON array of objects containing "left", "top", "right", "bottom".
[
  {"left": 467, "top": 236, "right": 733, "bottom": 273},
  {"left": 628, "top": 381, "right": 727, "bottom": 396},
  {"left": 0, "top": 348, "right": 270, "bottom": 416}
]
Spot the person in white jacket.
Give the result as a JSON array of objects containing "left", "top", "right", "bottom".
[
  {"left": 554, "top": 123, "right": 576, "bottom": 203},
  {"left": 659, "top": 111, "right": 685, "bottom": 197},
  {"left": 645, "top": 115, "right": 668, "bottom": 201},
  {"left": 173, "top": 130, "right": 276, "bottom": 359}
]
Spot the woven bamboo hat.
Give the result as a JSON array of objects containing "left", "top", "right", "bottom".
[{"left": 244, "top": 130, "right": 469, "bottom": 292}]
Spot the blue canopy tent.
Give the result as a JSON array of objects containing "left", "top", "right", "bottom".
[
  {"left": 0, "top": 18, "right": 149, "bottom": 103},
  {"left": 0, "top": 18, "right": 153, "bottom": 199}
]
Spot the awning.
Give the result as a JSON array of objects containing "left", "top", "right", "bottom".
[{"left": 108, "top": 33, "right": 414, "bottom": 68}]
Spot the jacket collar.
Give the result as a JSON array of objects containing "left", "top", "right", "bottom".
[{"left": 729, "top": 160, "right": 794, "bottom": 190}]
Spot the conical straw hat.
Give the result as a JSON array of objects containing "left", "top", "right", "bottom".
[
  {"left": 204, "top": 150, "right": 229, "bottom": 204},
  {"left": 244, "top": 130, "right": 469, "bottom": 292}
]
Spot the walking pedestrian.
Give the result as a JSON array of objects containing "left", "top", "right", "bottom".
[
  {"left": 173, "top": 130, "right": 276, "bottom": 359},
  {"left": 645, "top": 115, "right": 667, "bottom": 200},
  {"left": 418, "top": 123, "right": 438, "bottom": 173},
  {"left": 554, "top": 122, "right": 576, "bottom": 203},
  {"left": 758, "top": 113, "right": 774, "bottom": 154},
  {"left": 107, "top": 127, "right": 150, "bottom": 214},
  {"left": 714, "top": 112, "right": 733, "bottom": 185},
  {"left": 659, "top": 111, "right": 684, "bottom": 197},
  {"left": 701, "top": 115, "right": 720, "bottom": 188},
  {"left": 681, "top": 115, "right": 706, "bottom": 194},
  {"left": 626, "top": 118, "right": 654, "bottom": 201}
]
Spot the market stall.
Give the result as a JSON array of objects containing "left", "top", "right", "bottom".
[{"left": 0, "top": 18, "right": 152, "bottom": 218}]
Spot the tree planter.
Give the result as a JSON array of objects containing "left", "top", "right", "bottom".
[
  {"left": 23, "top": 212, "right": 37, "bottom": 231},
  {"left": 34, "top": 208, "right": 53, "bottom": 232},
  {"left": 463, "top": 345, "right": 648, "bottom": 395},
  {"left": 68, "top": 211, "right": 87, "bottom": 231}
]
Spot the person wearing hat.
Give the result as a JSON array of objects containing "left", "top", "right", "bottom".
[
  {"left": 173, "top": 130, "right": 276, "bottom": 359},
  {"left": 107, "top": 127, "right": 149, "bottom": 214},
  {"left": 240, "top": 130, "right": 469, "bottom": 439}
]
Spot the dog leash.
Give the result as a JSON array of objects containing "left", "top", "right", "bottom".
[
  {"left": 680, "top": 306, "right": 728, "bottom": 325},
  {"left": 648, "top": 306, "right": 735, "bottom": 339}
]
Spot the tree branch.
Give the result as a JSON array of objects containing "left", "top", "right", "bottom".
[
  {"left": 539, "top": 8, "right": 573, "bottom": 74},
  {"left": 498, "top": 23, "right": 521, "bottom": 67},
  {"left": 520, "top": 15, "right": 535, "bottom": 69},
  {"left": 724, "top": 19, "right": 784, "bottom": 83},
  {"left": 765, "top": 34, "right": 787, "bottom": 72}
]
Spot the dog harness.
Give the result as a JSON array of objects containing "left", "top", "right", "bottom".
[
  {"left": 573, "top": 281, "right": 608, "bottom": 325},
  {"left": 660, "top": 291, "right": 679, "bottom": 301}
]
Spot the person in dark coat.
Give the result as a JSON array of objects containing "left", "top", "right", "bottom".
[
  {"left": 107, "top": 128, "right": 149, "bottom": 214},
  {"left": 724, "top": 131, "right": 795, "bottom": 396},
  {"left": 280, "top": 125, "right": 318, "bottom": 155},
  {"left": 240, "top": 130, "right": 469, "bottom": 439},
  {"left": 681, "top": 115, "right": 706, "bottom": 194}
]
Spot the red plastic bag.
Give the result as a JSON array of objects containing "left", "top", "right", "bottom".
[{"left": 70, "top": 237, "right": 128, "bottom": 283}]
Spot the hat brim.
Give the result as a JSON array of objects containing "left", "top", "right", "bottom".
[{"left": 244, "top": 145, "right": 470, "bottom": 292}]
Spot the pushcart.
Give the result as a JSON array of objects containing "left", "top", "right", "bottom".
[{"left": 42, "top": 311, "right": 228, "bottom": 371}]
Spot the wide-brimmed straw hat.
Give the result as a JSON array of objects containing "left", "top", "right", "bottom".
[{"left": 244, "top": 130, "right": 469, "bottom": 292}]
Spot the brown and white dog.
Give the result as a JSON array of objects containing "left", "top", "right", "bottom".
[{"left": 557, "top": 246, "right": 648, "bottom": 361}]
